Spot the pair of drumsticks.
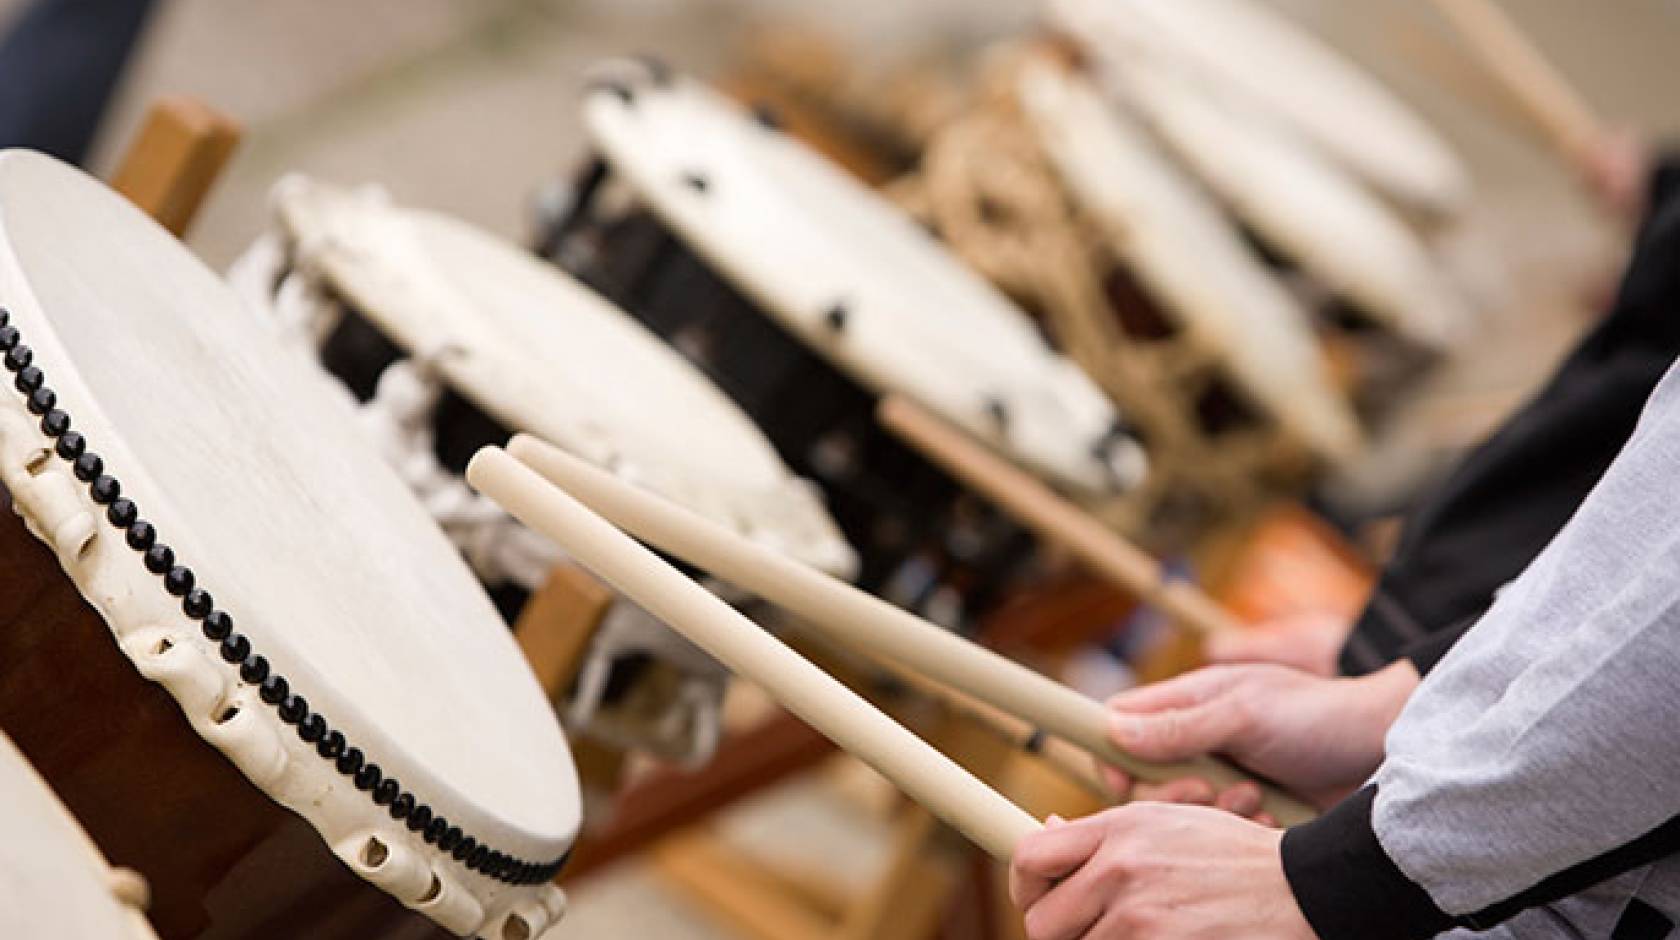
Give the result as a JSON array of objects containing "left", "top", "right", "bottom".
[{"left": 468, "top": 402, "right": 1311, "bottom": 862}]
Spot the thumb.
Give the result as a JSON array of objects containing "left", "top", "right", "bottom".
[{"left": 1108, "top": 699, "right": 1248, "bottom": 763}]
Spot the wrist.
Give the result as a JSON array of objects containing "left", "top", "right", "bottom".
[
  {"left": 1266, "top": 831, "right": 1320, "bottom": 939},
  {"left": 1351, "top": 660, "right": 1416, "bottom": 737},
  {"left": 1318, "top": 660, "right": 1415, "bottom": 779}
]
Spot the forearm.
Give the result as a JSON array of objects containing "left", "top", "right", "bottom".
[
  {"left": 1284, "top": 374, "right": 1680, "bottom": 936},
  {"left": 1291, "top": 587, "right": 1680, "bottom": 940}
]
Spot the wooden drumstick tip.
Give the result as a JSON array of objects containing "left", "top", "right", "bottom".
[
  {"left": 506, "top": 432, "right": 545, "bottom": 461},
  {"left": 107, "top": 866, "right": 152, "bottom": 911}
]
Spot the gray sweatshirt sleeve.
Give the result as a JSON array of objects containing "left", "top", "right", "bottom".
[{"left": 1281, "top": 360, "right": 1680, "bottom": 939}]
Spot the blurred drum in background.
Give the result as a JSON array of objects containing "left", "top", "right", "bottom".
[
  {"left": 0, "top": 151, "right": 576, "bottom": 939},
  {"left": 0, "top": 731, "right": 160, "bottom": 940},
  {"left": 907, "top": 48, "right": 1361, "bottom": 544},
  {"left": 1045, "top": 0, "right": 1470, "bottom": 218},
  {"left": 1055, "top": 0, "right": 1478, "bottom": 417},
  {"left": 229, "top": 178, "right": 855, "bottom": 764},
  {"left": 539, "top": 57, "right": 1148, "bottom": 629},
  {"left": 1051, "top": 2, "right": 1475, "bottom": 415},
  {"left": 1103, "top": 53, "right": 1468, "bottom": 396}
]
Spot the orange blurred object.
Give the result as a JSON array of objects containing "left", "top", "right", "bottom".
[{"left": 1209, "top": 503, "right": 1374, "bottom": 626}]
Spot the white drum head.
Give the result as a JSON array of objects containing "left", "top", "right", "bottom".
[
  {"left": 1018, "top": 61, "right": 1360, "bottom": 461},
  {"left": 0, "top": 152, "right": 574, "bottom": 935},
  {"left": 1102, "top": 56, "right": 1469, "bottom": 351},
  {"left": 1049, "top": 0, "right": 1469, "bottom": 216},
  {"left": 270, "top": 178, "right": 857, "bottom": 579},
  {"left": 581, "top": 59, "right": 1147, "bottom": 498},
  {"left": 0, "top": 733, "right": 159, "bottom": 940}
]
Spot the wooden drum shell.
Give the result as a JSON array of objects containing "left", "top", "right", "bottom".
[{"left": 0, "top": 490, "right": 450, "bottom": 940}]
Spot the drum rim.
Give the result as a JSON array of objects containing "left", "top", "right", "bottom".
[
  {"left": 1098, "top": 52, "right": 1466, "bottom": 351},
  {"left": 0, "top": 150, "right": 572, "bottom": 938},
  {"left": 1046, "top": 0, "right": 1469, "bottom": 215},
  {"left": 1015, "top": 58, "right": 1361, "bottom": 462},
  {"left": 578, "top": 58, "right": 1147, "bottom": 498}
]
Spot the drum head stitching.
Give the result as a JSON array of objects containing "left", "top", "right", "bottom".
[{"left": 0, "top": 309, "right": 571, "bottom": 892}]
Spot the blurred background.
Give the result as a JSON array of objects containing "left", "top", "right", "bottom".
[
  {"left": 10, "top": 1, "right": 1679, "bottom": 936},
  {"left": 61, "top": 0, "right": 1680, "bottom": 503},
  {"left": 65, "top": 0, "right": 1680, "bottom": 270}
]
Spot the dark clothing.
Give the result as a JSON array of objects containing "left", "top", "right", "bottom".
[
  {"left": 1284, "top": 158, "right": 1680, "bottom": 940},
  {"left": 0, "top": 0, "right": 159, "bottom": 165},
  {"left": 1340, "top": 156, "right": 1680, "bottom": 677}
]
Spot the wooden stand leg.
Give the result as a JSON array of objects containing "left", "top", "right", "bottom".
[
  {"left": 514, "top": 562, "right": 616, "bottom": 700},
  {"left": 839, "top": 806, "right": 968, "bottom": 940},
  {"left": 565, "top": 710, "right": 835, "bottom": 879},
  {"left": 840, "top": 710, "right": 1020, "bottom": 940},
  {"left": 512, "top": 562, "right": 622, "bottom": 800},
  {"left": 652, "top": 696, "right": 1042, "bottom": 940},
  {"left": 654, "top": 828, "right": 834, "bottom": 940},
  {"left": 109, "top": 96, "right": 241, "bottom": 238}
]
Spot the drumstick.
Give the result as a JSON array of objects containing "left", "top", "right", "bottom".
[
  {"left": 503, "top": 434, "right": 1316, "bottom": 826},
  {"left": 877, "top": 661, "right": 1113, "bottom": 800},
  {"left": 1425, "top": 0, "right": 1603, "bottom": 170},
  {"left": 467, "top": 447, "right": 1040, "bottom": 859},
  {"left": 876, "top": 396, "right": 1242, "bottom": 640},
  {"left": 792, "top": 627, "right": 1112, "bottom": 798}
]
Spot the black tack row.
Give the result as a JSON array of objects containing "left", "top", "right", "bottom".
[{"left": 0, "top": 306, "right": 566, "bottom": 887}]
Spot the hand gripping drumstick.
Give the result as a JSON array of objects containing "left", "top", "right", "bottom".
[
  {"left": 499, "top": 434, "right": 1316, "bottom": 827},
  {"left": 876, "top": 396, "right": 1242, "bottom": 640},
  {"left": 468, "top": 446, "right": 1040, "bottom": 859},
  {"left": 1425, "top": 0, "right": 1603, "bottom": 172}
]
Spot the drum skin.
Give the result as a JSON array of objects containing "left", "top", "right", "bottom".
[
  {"left": 552, "top": 203, "right": 1034, "bottom": 617},
  {"left": 0, "top": 490, "right": 450, "bottom": 940}
]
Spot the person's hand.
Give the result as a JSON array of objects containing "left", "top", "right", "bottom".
[
  {"left": 1203, "top": 611, "right": 1351, "bottom": 678},
  {"left": 1009, "top": 803, "right": 1314, "bottom": 940},
  {"left": 1579, "top": 126, "right": 1650, "bottom": 221},
  {"left": 1098, "top": 660, "right": 1418, "bottom": 810}
]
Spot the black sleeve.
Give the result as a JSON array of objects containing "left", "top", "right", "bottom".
[
  {"left": 1284, "top": 786, "right": 1680, "bottom": 939},
  {"left": 0, "top": 0, "right": 161, "bottom": 165},
  {"left": 1398, "top": 616, "right": 1475, "bottom": 677},
  {"left": 1338, "top": 147, "right": 1680, "bottom": 678},
  {"left": 1642, "top": 150, "right": 1680, "bottom": 221},
  {"left": 1281, "top": 786, "right": 1456, "bottom": 940}
]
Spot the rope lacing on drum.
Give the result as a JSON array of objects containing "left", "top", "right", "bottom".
[
  {"left": 897, "top": 76, "right": 1311, "bottom": 545},
  {"left": 0, "top": 309, "right": 570, "bottom": 887}
]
